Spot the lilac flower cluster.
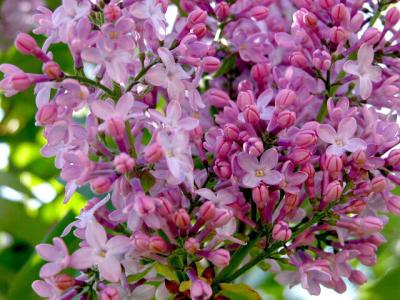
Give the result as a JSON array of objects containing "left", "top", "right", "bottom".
[{"left": 2, "top": 0, "right": 400, "bottom": 299}]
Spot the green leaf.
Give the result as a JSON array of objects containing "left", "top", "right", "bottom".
[
  {"left": 6, "top": 211, "right": 76, "bottom": 300},
  {"left": 140, "top": 171, "right": 156, "bottom": 192},
  {"left": 219, "top": 283, "right": 262, "bottom": 300},
  {"left": 154, "top": 263, "right": 179, "bottom": 281},
  {"left": 213, "top": 54, "right": 237, "bottom": 78}
]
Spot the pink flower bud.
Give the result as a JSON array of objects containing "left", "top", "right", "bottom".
[
  {"left": 192, "top": 23, "right": 207, "bottom": 39},
  {"left": 237, "top": 90, "right": 255, "bottom": 111},
  {"left": 104, "top": 3, "right": 121, "bottom": 22},
  {"left": 191, "top": 279, "right": 212, "bottom": 300},
  {"left": 212, "top": 208, "right": 232, "bottom": 227},
  {"left": 156, "top": 197, "right": 174, "bottom": 217},
  {"left": 36, "top": 103, "right": 58, "bottom": 125},
  {"left": 208, "top": 249, "right": 230, "bottom": 267},
  {"left": 290, "top": 51, "right": 308, "bottom": 68},
  {"left": 15, "top": 33, "right": 39, "bottom": 55},
  {"left": 312, "top": 50, "right": 331, "bottom": 71},
  {"left": 43, "top": 61, "right": 62, "bottom": 79},
  {"left": 294, "top": 130, "right": 316, "bottom": 148},
  {"left": 106, "top": 117, "right": 125, "bottom": 139},
  {"left": 272, "top": 221, "right": 292, "bottom": 241},
  {"left": 215, "top": 1, "right": 229, "bottom": 20},
  {"left": 238, "top": 80, "right": 254, "bottom": 92},
  {"left": 251, "top": 63, "right": 269, "bottom": 83},
  {"left": 213, "top": 159, "right": 232, "bottom": 179},
  {"left": 248, "top": 6, "right": 269, "bottom": 21},
  {"left": 361, "top": 28, "right": 381, "bottom": 45},
  {"left": 387, "top": 149, "right": 400, "bottom": 167},
  {"left": 202, "top": 56, "right": 221, "bottom": 73},
  {"left": 205, "top": 88, "right": 230, "bottom": 107},
  {"left": 173, "top": 209, "right": 191, "bottom": 229},
  {"left": 132, "top": 232, "right": 149, "bottom": 252},
  {"left": 55, "top": 274, "right": 75, "bottom": 290},
  {"left": 318, "top": 0, "right": 334, "bottom": 9},
  {"left": 188, "top": 9, "right": 207, "bottom": 27},
  {"left": 215, "top": 138, "right": 232, "bottom": 158},
  {"left": 386, "top": 7, "right": 400, "bottom": 28},
  {"left": 145, "top": 142, "right": 163, "bottom": 163},
  {"left": 331, "top": 4, "right": 349, "bottom": 24},
  {"left": 371, "top": 176, "right": 386, "bottom": 192},
  {"left": 198, "top": 201, "right": 216, "bottom": 221},
  {"left": 243, "top": 137, "right": 264, "bottom": 156},
  {"left": 90, "top": 176, "right": 113, "bottom": 194},
  {"left": 252, "top": 184, "right": 268, "bottom": 208},
  {"left": 275, "top": 89, "right": 297, "bottom": 109},
  {"left": 352, "top": 150, "right": 367, "bottom": 165},
  {"left": 243, "top": 105, "right": 260, "bottom": 125},
  {"left": 149, "top": 236, "right": 169, "bottom": 253},
  {"left": 323, "top": 155, "right": 343, "bottom": 173},
  {"left": 114, "top": 153, "right": 135, "bottom": 173},
  {"left": 304, "top": 11, "right": 317, "bottom": 27},
  {"left": 301, "top": 163, "right": 315, "bottom": 178},
  {"left": 349, "top": 270, "right": 367, "bottom": 286},
  {"left": 135, "top": 195, "right": 156, "bottom": 215},
  {"left": 276, "top": 110, "right": 296, "bottom": 128},
  {"left": 223, "top": 123, "right": 240, "bottom": 141},
  {"left": 100, "top": 286, "right": 120, "bottom": 300},
  {"left": 387, "top": 196, "right": 400, "bottom": 215},
  {"left": 11, "top": 73, "right": 33, "bottom": 91},
  {"left": 331, "top": 26, "right": 347, "bottom": 44},
  {"left": 323, "top": 180, "right": 342, "bottom": 203},
  {"left": 289, "top": 148, "right": 312, "bottom": 165},
  {"left": 184, "top": 238, "right": 200, "bottom": 254},
  {"left": 357, "top": 216, "right": 384, "bottom": 234}
]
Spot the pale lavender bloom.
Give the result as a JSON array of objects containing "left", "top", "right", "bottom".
[
  {"left": 36, "top": 238, "right": 70, "bottom": 278},
  {"left": 102, "top": 17, "right": 136, "bottom": 51},
  {"left": 237, "top": 148, "right": 284, "bottom": 188},
  {"left": 32, "top": 279, "right": 62, "bottom": 300},
  {"left": 256, "top": 89, "right": 275, "bottom": 121},
  {"left": 145, "top": 47, "right": 191, "bottom": 101},
  {"left": 279, "top": 161, "right": 308, "bottom": 194},
  {"left": 343, "top": 44, "right": 382, "bottom": 100},
  {"left": 196, "top": 188, "right": 236, "bottom": 207},
  {"left": 130, "top": 0, "right": 166, "bottom": 41},
  {"left": 70, "top": 221, "right": 131, "bottom": 282},
  {"left": 317, "top": 117, "right": 367, "bottom": 156}
]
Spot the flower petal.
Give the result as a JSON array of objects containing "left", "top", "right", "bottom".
[
  {"left": 338, "top": 117, "right": 357, "bottom": 140},
  {"left": 317, "top": 124, "right": 336, "bottom": 144},
  {"left": 260, "top": 148, "right": 279, "bottom": 170}
]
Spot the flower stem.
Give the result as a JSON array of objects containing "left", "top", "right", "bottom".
[
  {"left": 126, "top": 59, "right": 161, "bottom": 92},
  {"left": 64, "top": 75, "right": 116, "bottom": 99}
]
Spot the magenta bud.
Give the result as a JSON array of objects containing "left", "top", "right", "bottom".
[
  {"left": 361, "top": 28, "right": 381, "bottom": 45},
  {"left": 301, "top": 162, "right": 315, "bottom": 178},
  {"left": 237, "top": 90, "right": 255, "bottom": 111},
  {"left": 55, "top": 274, "right": 75, "bottom": 291},
  {"left": 100, "top": 286, "right": 120, "bottom": 300},
  {"left": 135, "top": 195, "right": 156, "bottom": 215},
  {"left": 132, "top": 232, "right": 149, "bottom": 252},
  {"left": 207, "top": 249, "right": 230, "bottom": 267},
  {"left": 387, "top": 196, "right": 400, "bottom": 215},
  {"left": 318, "top": 0, "right": 334, "bottom": 9},
  {"left": 104, "top": 3, "right": 121, "bottom": 22},
  {"left": 357, "top": 216, "right": 384, "bottom": 234},
  {"left": 43, "top": 61, "right": 62, "bottom": 79},
  {"left": 331, "top": 26, "right": 347, "bottom": 44},
  {"left": 188, "top": 9, "right": 207, "bottom": 27},
  {"left": 215, "top": 1, "right": 229, "bottom": 20},
  {"left": 105, "top": 117, "right": 125, "bottom": 139},
  {"left": 114, "top": 153, "right": 135, "bottom": 173},
  {"left": 215, "top": 138, "right": 232, "bottom": 158},
  {"left": 144, "top": 142, "right": 163, "bottom": 163},
  {"left": 205, "top": 88, "right": 230, "bottom": 107},
  {"left": 331, "top": 4, "right": 349, "bottom": 24},
  {"left": 212, "top": 208, "right": 232, "bottom": 227},
  {"left": 289, "top": 148, "right": 312, "bottom": 165},
  {"left": 248, "top": 6, "right": 269, "bottom": 20},
  {"left": 276, "top": 89, "right": 297, "bottom": 109},
  {"left": 198, "top": 201, "right": 216, "bottom": 221},
  {"left": 36, "top": 103, "right": 58, "bottom": 125},
  {"left": 173, "top": 209, "right": 191, "bottom": 229},
  {"left": 156, "top": 197, "right": 174, "bottom": 217},
  {"left": 149, "top": 236, "right": 169, "bottom": 253},
  {"left": 304, "top": 11, "right": 317, "bottom": 27},
  {"left": 11, "top": 73, "right": 33, "bottom": 91},
  {"left": 352, "top": 150, "right": 367, "bottom": 165},
  {"left": 243, "top": 137, "right": 264, "bottom": 156},
  {"left": 272, "top": 221, "right": 292, "bottom": 241},
  {"left": 349, "top": 270, "right": 367, "bottom": 286},
  {"left": 323, "top": 180, "right": 342, "bottom": 203},
  {"left": 294, "top": 130, "right": 317, "bottom": 148},
  {"left": 386, "top": 7, "right": 400, "bottom": 27},
  {"left": 252, "top": 184, "right": 268, "bottom": 208},
  {"left": 90, "top": 176, "right": 113, "bottom": 194},
  {"left": 185, "top": 238, "right": 200, "bottom": 254},
  {"left": 371, "top": 176, "right": 386, "bottom": 192},
  {"left": 243, "top": 105, "right": 260, "bottom": 125},
  {"left": 290, "top": 51, "right": 308, "bottom": 68},
  {"left": 323, "top": 155, "right": 343, "bottom": 173},
  {"left": 213, "top": 159, "right": 232, "bottom": 179},
  {"left": 276, "top": 110, "right": 296, "bottom": 128},
  {"left": 312, "top": 50, "right": 331, "bottom": 71},
  {"left": 387, "top": 149, "right": 400, "bottom": 167},
  {"left": 191, "top": 279, "right": 212, "bottom": 300},
  {"left": 251, "top": 63, "right": 269, "bottom": 83},
  {"left": 15, "top": 33, "right": 39, "bottom": 55},
  {"left": 192, "top": 23, "right": 207, "bottom": 39},
  {"left": 202, "top": 56, "right": 221, "bottom": 73},
  {"left": 238, "top": 79, "right": 254, "bottom": 92},
  {"left": 223, "top": 123, "right": 240, "bottom": 141}
]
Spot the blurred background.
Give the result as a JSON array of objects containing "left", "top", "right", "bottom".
[{"left": 1, "top": 0, "right": 400, "bottom": 299}]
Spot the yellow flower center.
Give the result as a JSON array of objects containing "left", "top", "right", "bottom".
[
  {"left": 335, "top": 138, "right": 344, "bottom": 147},
  {"left": 255, "top": 169, "right": 265, "bottom": 177}
]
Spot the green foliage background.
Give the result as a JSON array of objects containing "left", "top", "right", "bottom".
[{"left": 0, "top": 1, "right": 400, "bottom": 299}]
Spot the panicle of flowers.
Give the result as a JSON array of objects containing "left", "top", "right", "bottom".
[{"left": 2, "top": 0, "right": 400, "bottom": 299}]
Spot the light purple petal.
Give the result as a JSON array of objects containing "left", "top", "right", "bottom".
[
  {"left": 242, "top": 174, "right": 261, "bottom": 188},
  {"left": 196, "top": 188, "right": 217, "bottom": 202},
  {"left": 344, "top": 138, "right": 367, "bottom": 153},
  {"left": 326, "top": 144, "right": 345, "bottom": 156},
  {"left": 106, "top": 236, "right": 131, "bottom": 255},
  {"left": 317, "top": 124, "right": 336, "bottom": 144},
  {"left": 359, "top": 76, "right": 372, "bottom": 100},
  {"left": 338, "top": 117, "right": 357, "bottom": 140},
  {"left": 237, "top": 152, "right": 259, "bottom": 173},
  {"left": 91, "top": 100, "right": 115, "bottom": 120},
  {"left": 262, "top": 170, "right": 284, "bottom": 185},
  {"left": 260, "top": 148, "right": 279, "bottom": 170},
  {"left": 145, "top": 65, "right": 168, "bottom": 87},
  {"left": 166, "top": 101, "right": 181, "bottom": 123},
  {"left": 85, "top": 221, "right": 107, "bottom": 250},
  {"left": 99, "top": 256, "right": 121, "bottom": 282},
  {"left": 32, "top": 280, "right": 52, "bottom": 298},
  {"left": 40, "top": 262, "right": 63, "bottom": 278},
  {"left": 70, "top": 247, "right": 96, "bottom": 269}
]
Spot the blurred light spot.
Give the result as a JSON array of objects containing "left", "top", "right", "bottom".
[
  {"left": 6, "top": 119, "right": 20, "bottom": 133},
  {"left": 0, "top": 186, "right": 24, "bottom": 201},
  {"left": 0, "top": 232, "right": 12, "bottom": 250},
  {"left": 32, "top": 183, "right": 56, "bottom": 203},
  {"left": 26, "top": 198, "right": 42, "bottom": 210},
  {"left": 0, "top": 143, "right": 10, "bottom": 169},
  {"left": 0, "top": 108, "right": 4, "bottom": 122},
  {"left": 166, "top": 5, "right": 178, "bottom": 34}
]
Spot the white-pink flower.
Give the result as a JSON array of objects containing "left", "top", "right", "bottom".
[
  {"left": 36, "top": 238, "right": 70, "bottom": 278},
  {"left": 70, "top": 221, "right": 131, "bottom": 282},
  {"left": 237, "top": 148, "right": 284, "bottom": 188},
  {"left": 343, "top": 44, "right": 381, "bottom": 100},
  {"left": 317, "top": 117, "right": 367, "bottom": 156}
]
